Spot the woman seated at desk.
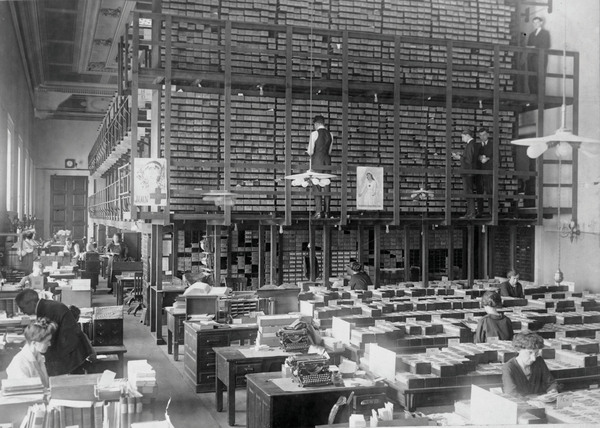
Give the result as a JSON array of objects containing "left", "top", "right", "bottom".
[
  {"left": 502, "top": 331, "right": 557, "bottom": 398},
  {"left": 19, "top": 261, "right": 48, "bottom": 290},
  {"left": 347, "top": 261, "right": 372, "bottom": 291},
  {"left": 6, "top": 318, "right": 57, "bottom": 388}
]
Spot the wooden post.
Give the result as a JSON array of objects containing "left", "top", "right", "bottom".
[
  {"left": 152, "top": 224, "right": 163, "bottom": 290},
  {"left": 357, "top": 225, "right": 365, "bottom": 265},
  {"left": 492, "top": 46, "right": 500, "bottom": 225},
  {"left": 269, "top": 225, "right": 278, "bottom": 285},
  {"left": 481, "top": 225, "right": 489, "bottom": 279},
  {"left": 258, "top": 224, "right": 266, "bottom": 288},
  {"left": 284, "top": 27, "right": 293, "bottom": 225},
  {"left": 163, "top": 15, "right": 173, "bottom": 222},
  {"left": 393, "top": 36, "right": 401, "bottom": 225},
  {"left": 445, "top": 41, "right": 454, "bottom": 225},
  {"left": 373, "top": 225, "right": 381, "bottom": 287},
  {"left": 322, "top": 224, "right": 331, "bottom": 287},
  {"left": 404, "top": 225, "right": 410, "bottom": 281},
  {"left": 447, "top": 226, "right": 454, "bottom": 280},
  {"left": 572, "top": 52, "right": 580, "bottom": 224},
  {"left": 223, "top": 21, "right": 232, "bottom": 226},
  {"left": 467, "top": 225, "right": 475, "bottom": 286},
  {"left": 340, "top": 31, "right": 349, "bottom": 224},
  {"left": 213, "top": 225, "right": 221, "bottom": 287},
  {"left": 309, "top": 221, "right": 316, "bottom": 282},
  {"left": 421, "top": 222, "right": 429, "bottom": 287}
]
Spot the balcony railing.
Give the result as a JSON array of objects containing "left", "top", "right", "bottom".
[
  {"left": 88, "top": 165, "right": 131, "bottom": 221},
  {"left": 88, "top": 95, "right": 132, "bottom": 177}
]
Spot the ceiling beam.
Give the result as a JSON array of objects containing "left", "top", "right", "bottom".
[
  {"left": 74, "top": 0, "right": 101, "bottom": 74},
  {"left": 8, "top": 1, "right": 45, "bottom": 103}
]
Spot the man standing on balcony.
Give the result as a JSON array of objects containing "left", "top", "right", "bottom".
[
  {"left": 453, "top": 128, "right": 480, "bottom": 219},
  {"left": 527, "top": 16, "right": 551, "bottom": 94},
  {"left": 306, "top": 115, "right": 334, "bottom": 219}
]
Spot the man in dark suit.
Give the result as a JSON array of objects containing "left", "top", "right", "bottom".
[
  {"left": 527, "top": 16, "right": 551, "bottom": 94},
  {"left": 498, "top": 270, "right": 525, "bottom": 299},
  {"left": 307, "top": 114, "right": 334, "bottom": 218},
  {"left": 15, "top": 289, "right": 93, "bottom": 376},
  {"left": 477, "top": 128, "right": 494, "bottom": 216},
  {"left": 453, "top": 128, "right": 480, "bottom": 219}
]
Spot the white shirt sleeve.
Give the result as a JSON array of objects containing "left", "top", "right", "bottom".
[{"left": 307, "top": 130, "right": 318, "bottom": 156}]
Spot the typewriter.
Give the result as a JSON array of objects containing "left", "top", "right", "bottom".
[
  {"left": 276, "top": 326, "right": 310, "bottom": 352},
  {"left": 286, "top": 354, "right": 332, "bottom": 387}
]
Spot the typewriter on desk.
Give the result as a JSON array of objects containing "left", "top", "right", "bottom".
[
  {"left": 286, "top": 354, "right": 332, "bottom": 387},
  {"left": 276, "top": 324, "right": 310, "bottom": 352}
]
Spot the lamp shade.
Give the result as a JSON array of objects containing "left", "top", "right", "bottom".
[
  {"left": 513, "top": 128, "right": 600, "bottom": 159},
  {"left": 285, "top": 169, "right": 336, "bottom": 188}
]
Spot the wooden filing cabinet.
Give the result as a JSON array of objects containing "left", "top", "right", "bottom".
[{"left": 183, "top": 322, "right": 257, "bottom": 393}]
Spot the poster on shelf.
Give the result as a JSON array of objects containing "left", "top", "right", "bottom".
[
  {"left": 356, "top": 166, "right": 383, "bottom": 210},
  {"left": 133, "top": 158, "right": 167, "bottom": 207}
]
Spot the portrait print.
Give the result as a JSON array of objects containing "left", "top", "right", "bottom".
[{"left": 356, "top": 166, "right": 383, "bottom": 210}]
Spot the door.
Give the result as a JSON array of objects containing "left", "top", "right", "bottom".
[{"left": 51, "top": 176, "right": 88, "bottom": 240}]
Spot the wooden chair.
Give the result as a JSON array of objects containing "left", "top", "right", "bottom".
[{"left": 125, "top": 272, "right": 145, "bottom": 316}]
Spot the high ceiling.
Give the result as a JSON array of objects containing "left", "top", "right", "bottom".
[{"left": 9, "top": 0, "right": 141, "bottom": 121}]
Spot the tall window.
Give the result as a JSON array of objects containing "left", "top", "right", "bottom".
[
  {"left": 29, "top": 157, "right": 34, "bottom": 216},
  {"left": 17, "top": 139, "right": 23, "bottom": 217},
  {"left": 24, "top": 149, "right": 29, "bottom": 216},
  {"left": 6, "top": 116, "right": 13, "bottom": 211}
]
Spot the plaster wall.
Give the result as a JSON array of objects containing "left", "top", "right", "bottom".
[
  {"left": 530, "top": 0, "right": 600, "bottom": 291},
  {"left": 0, "top": 2, "right": 35, "bottom": 215}
]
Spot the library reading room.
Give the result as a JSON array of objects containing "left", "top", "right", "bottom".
[{"left": 0, "top": 0, "right": 599, "bottom": 427}]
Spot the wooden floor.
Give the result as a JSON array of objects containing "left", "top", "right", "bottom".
[{"left": 96, "top": 280, "right": 249, "bottom": 428}]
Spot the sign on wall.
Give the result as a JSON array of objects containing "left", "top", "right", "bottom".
[
  {"left": 133, "top": 158, "right": 167, "bottom": 207},
  {"left": 356, "top": 166, "right": 383, "bottom": 210}
]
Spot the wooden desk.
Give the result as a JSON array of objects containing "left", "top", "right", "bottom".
[
  {"left": 246, "top": 372, "right": 386, "bottom": 428},
  {"left": 93, "top": 345, "right": 127, "bottom": 378},
  {"left": 166, "top": 307, "right": 186, "bottom": 361},
  {"left": 115, "top": 275, "right": 135, "bottom": 305},
  {"left": 149, "top": 285, "right": 186, "bottom": 344},
  {"left": 183, "top": 322, "right": 258, "bottom": 393},
  {"left": 0, "top": 288, "right": 21, "bottom": 317},
  {"left": 215, "top": 346, "right": 291, "bottom": 426}
]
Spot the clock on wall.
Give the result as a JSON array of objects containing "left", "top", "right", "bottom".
[{"left": 65, "top": 159, "right": 77, "bottom": 169}]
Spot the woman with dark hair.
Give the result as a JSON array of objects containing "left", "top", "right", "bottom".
[
  {"left": 474, "top": 290, "right": 514, "bottom": 343},
  {"left": 6, "top": 317, "right": 57, "bottom": 387},
  {"left": 502, "top": 331, "right": 557, "bottom": 397},
  {"left": 347, "top": 261, "right": 372, "bottom": 291}
]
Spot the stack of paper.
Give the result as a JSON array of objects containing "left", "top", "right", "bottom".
[
  {"left": 128, "top": 360, "right": 156, "bottom": 394},
  {"left": 1, "top": 377, "right": 44, "bottom": 396}
]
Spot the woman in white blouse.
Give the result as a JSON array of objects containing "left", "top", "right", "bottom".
[{"left": 6, "top": 318, "right": 57, "bottom": 388}]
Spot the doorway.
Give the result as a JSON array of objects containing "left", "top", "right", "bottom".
[{"left": 50, "top": 175, "right": 88, "bottom": 240}]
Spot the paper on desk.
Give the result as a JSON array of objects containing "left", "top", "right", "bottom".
[
  {"left": 49, "top": 398, "right": 95, "bottom": 408},
  {"left": 98, "top": 370, "right": 116, "bottom": 387}
]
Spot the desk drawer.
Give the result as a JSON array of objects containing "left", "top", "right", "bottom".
[
  {"left": 235, "top": 362, "right": 262, "bottom": 376},
  {"left": 197, "top": 371, "right": 217, "bottom": 385},
  {"left": 198, "top": 360, "right": 216, "bottom": 371},
  {"left": 198, "top": 348, "right": 216, "bottom": 362},
  {"left": 198, "top": 334, "right": 228, "bottom": 347}
]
